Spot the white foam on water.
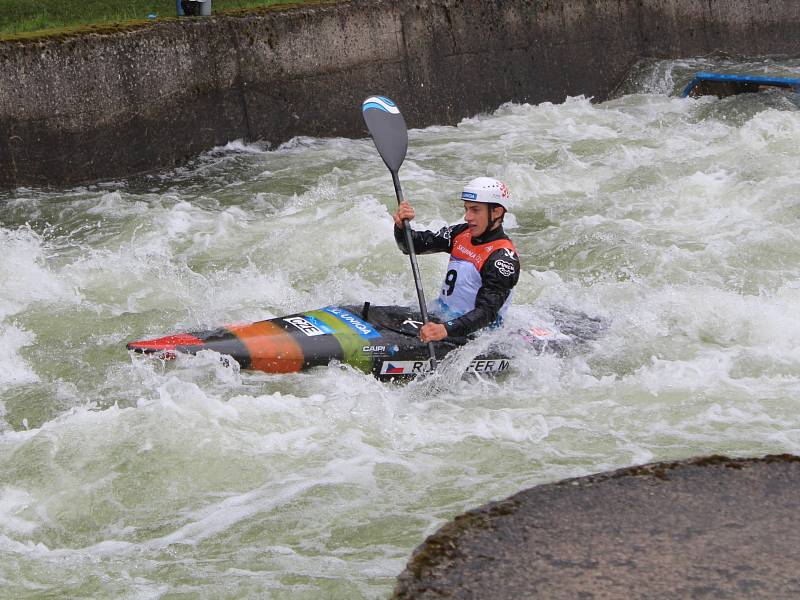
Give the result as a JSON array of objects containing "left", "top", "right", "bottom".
[
  {"left": 0, "top": 324, "right": 38, "bottom": 389},
  {"left": 0, "top": 226, "right": 77, "bottom": 318},
  {"left": 0, "top": 488, "right": 38, "bottom": 536},
  {"left": 0, "top": 226, "right": 79, "bottom": 391}
]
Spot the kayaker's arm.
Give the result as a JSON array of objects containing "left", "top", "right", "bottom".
[
  {"left": 393, "top": 213, "right": 464, "bottom": 255},
  {"left": 443, "top": 248, "right": 521, "bottom": 338},
  {"left": 394, "top": 224, "right": 456, "bottom": 255},
  {"left": 393, "top": 200, "right": 460, "bottom": 255}
]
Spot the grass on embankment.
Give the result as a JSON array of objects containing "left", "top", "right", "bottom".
[{"left": 0, "top": 0, "right": 304, "bottom": 37}]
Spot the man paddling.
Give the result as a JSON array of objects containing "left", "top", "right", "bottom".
[{"left": 393, "top": 177, "right": 520, "bottom": 343}]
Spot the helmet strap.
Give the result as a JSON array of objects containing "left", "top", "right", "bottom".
[{"left": 487, "top": 203, "right": 504, "bottom": 230}]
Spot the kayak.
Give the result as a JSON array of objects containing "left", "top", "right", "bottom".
[{"left": 126, "top": 303, "right": 604, "bottom": 380}]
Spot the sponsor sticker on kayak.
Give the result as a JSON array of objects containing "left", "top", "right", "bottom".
[
  {"left": 284, "top": 316, "right": 332, "bottom": 336},
  {"left": 465, "top": 359, "right": 511, "bottom": 373},
  {"left": 379, "top": 358, "right": 511, "bottom": 375},
  {"left": 303, "top": 315, "right": 335, "bottom": 334},
  {"left": 323, "top": 306, "right": 381, "bottom": 339},
  {"left": 380, "top": 361, "right": 430, "bottom": 375}
]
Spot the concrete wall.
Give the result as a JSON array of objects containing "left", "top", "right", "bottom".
[{"left": 0, "top": 0, "right": 798, "bottom": 189}]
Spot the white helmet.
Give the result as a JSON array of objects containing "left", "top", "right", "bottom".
[{"left": 460, "top": 177, "right": 511, "bottom": 210}]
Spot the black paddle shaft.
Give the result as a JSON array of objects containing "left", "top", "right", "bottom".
[
  {"left": 362, "top": 96, "right": 436, "bottom": 369},
  {"left": 391, "top": 171, "right": 437, "bottom": 368}
]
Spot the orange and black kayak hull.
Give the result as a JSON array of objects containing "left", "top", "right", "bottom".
[{"left": 127, "top": 304, "right": 516, "bottom": 379}]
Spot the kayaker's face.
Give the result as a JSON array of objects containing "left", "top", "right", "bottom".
[{"left": 463, "top": 201, "right": 503, "bottom": 237}]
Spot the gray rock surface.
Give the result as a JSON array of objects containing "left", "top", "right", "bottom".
[{"left": 394, "top": 455, "right": 800, "bottom": 599}]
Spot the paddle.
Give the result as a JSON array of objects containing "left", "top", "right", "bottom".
[{"left": 361, "top": 95, "right": 437, "bottom": 370}]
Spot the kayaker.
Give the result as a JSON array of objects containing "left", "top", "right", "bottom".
[{"left": 393, "top": 177, "right": 520, "bottom": 343}]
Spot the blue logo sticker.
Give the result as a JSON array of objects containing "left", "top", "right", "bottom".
[
  {"left": 323, "top": 306, "right": 381, "bottom": 339},
  {"left": 303, "top": 315, "right": 334, "bottom": 334},
  {"left": 461, "top": 191, "right": 477, "bottom": 200}
]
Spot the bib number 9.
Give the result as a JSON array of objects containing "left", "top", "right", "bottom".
[{"left": 443, "top": 269, "right": 458, "bottom": 296}]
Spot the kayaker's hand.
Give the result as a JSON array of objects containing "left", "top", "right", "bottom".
[
  {"left": 420, "top": 322, "right": 447, "bottom": 343},
  {"left": 393, "top": 201, "right": 415, "bottom": 228}
]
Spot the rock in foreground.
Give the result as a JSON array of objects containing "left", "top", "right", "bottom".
[{"left": 395, "top": 455, "right": 800, "bottom": 599}]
